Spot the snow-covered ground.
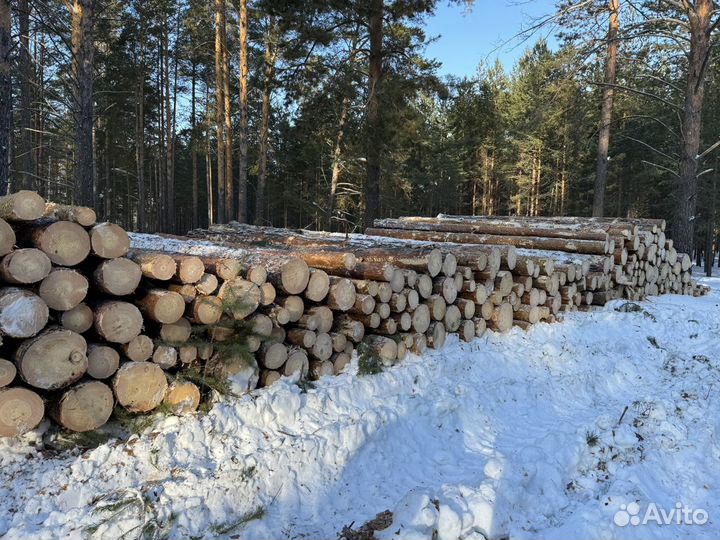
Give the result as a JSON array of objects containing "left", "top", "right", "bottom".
[{"left": 2, "top": 277, "right": 720, "bottom": 540}]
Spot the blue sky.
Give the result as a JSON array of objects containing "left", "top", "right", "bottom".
[{"left": 423, "top": 0, "right": 559, "bottom": 78}]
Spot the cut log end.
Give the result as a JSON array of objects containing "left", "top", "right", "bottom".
[
  {"left": 52, "top": 381, "right": 114, "bottom": 432},
  {"left": 0, "top": 387, "right": 45, "bottom": 437},
  {"left": 0, "top": 288, "right": 49, "bottom": 338},
  {"left": 164, "top": 381, "right": 200, "bottom": 415},
  {"left": 113, "top": 362, "right": 168, "bottom": 413},
  {"left": 90, "top": 223, "right": 131, "bottom": 259},
  {"left": 39, "top": 268, "right": 89, "bottom": 311},
  {"left": 0, "top": 248, "right": 51, "bottom": 284},
  {"left": 15, "top": 329, "right": 88, "bottom": 390}
]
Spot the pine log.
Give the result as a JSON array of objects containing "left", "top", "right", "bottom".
[
  {"left": 411, "top": 303, "right": 431, "bottom": 333},
  {"left": 304, "top": 268, "right": 330, "bottom": 302},
  {"left": 309, "top": 359, "right": 334, "bottom": 379},
  {"left": 244, "top": 264, "right": 268, "bottom": 285},
  {"left": 0, "top": 219, "right": 15, "bottom": 256},
  {"left": 366, "top": 227, "right": 611, "bottom": 256},
  {"left": 459, "top": 319, "right": 475, "bottom": 342},
  {"left": 425, "top": 295, "right": 447, "bottom": 321},
  {"left": 443, "top": 304, "right": 462, "bottom": 332},
  {"left": 308, "top": 306, "right": 334, "bottom": 333},
  {"left": 94, "top": 301, "right": 144, "bottom": 343},
  {"left": 159, "top": 318, "right": 192, "bottom": 343},
  {"left": 0, "top": 248, "right": 51, "bottom": 284},
  {"left": 353, "top": 279, "right": 379, "bottom": 297},
  {"left": 217, "top": 278, "right": 261, "bottom": 319},
  {"left": 90, "top": 223, "right": 130, "bottom": 259},
  {"left": 138, "top": 289, "right": 185, "bottom": 324},
  {"left": 364, "top": 335, "right": 397, "bottom": 363},
  {"left": 260, "top": 342, "right": 288, "bottom": 369},
  {"left": 260, "top": 370, "right": 281, "bottom": 387},
  {"left": 203, "top": 258, "right": 241, "bottom": 280},
  {"left": 434, "top": 277, "right": 458, "bottom": 304},
  {"left": 325, "top": 277, "right": 356, "bottom": 311},
  {"left": 122, "top": 334, "right": 154, "bottom": 362},
  {"left": 249, "top": 313, "right": 273, "bottom": 337},
  {"left": 15, "top": 328, "right": 88, "bottom": 390},
  {"left": 330, "top": 332, "right": 348, "bottom": 352},
  {"left": 405, "top": 289, "right": 420, "bottom": 310},
  {"left": 389, "top": 292, "right": 407, "bottom": 313},
  {"left": 39, "top": 268, "right": 88, "bottom": 311},
  {"left": 489, "top": 303, "right": 513, "bottom": 333},
  {"left": 60, "top": 303, "right": 94, "bottom": 333},
  {"left": 178, "top": 345, "right": 197, "bottom": 364},
  {"left": 0, "top": 387, "right": 44, "bottom": 437},
  {"left": 287, "top": 328, "right": 317, "bottom": 348},
  {"left": 0, "top": 359, "right": 16, "bottom": 387},
  {"left": 127, "top": 251, "right": 177, "bottom": 280},
  {"left": 168, "top": 283, "right": 197, "bottom": 302},
  {"left": 279, "top": 296, "right": 304, "bottom": 322},
  {"left": 374, "top": 302, "right": 391, "bottom": 319},
  {"left": 43, "top": 202, "right": 96, "bottom": 226},
  {"left": 0, "top": 288, "right": 49, "bottom": 337},
  {"left": 51, "top": 380, "right": 114, "bottom": 432},
  {"left": 113, "top": 362, "right": 168, "bottom": 412},
  {"left": 333, "top": 315, "right": 365, "bottom": 342},
  {"left": 310, "top": 333, "right": 333, "bottom": 361},
  {"left": 353, "top": 293, "right": 376, "bottom": 315},
  {"left": 284, "top": 349, "right": 309, "bottom": 377},
  {"left": 415, "top": 274, "right": 433, "bottom": 299},
  {"left": 25, "top": 221, "right": 91, "bottom": 266},
  {"left": 195, "top": 273, "right": 219, "bottom": 295},
  {"left": 332, "top": 352, "right": 351, "bottom": 374},
  {"left": 426, "top": 321, "right": 446, "bottom": 349},
  {"left": 377, "top": 282, "right": 394, "bottom": 303},
  {"left": 164, "top": 381, "right": 201, "bottom": 415},
  {"left": 172, "top": 255, "right": 205, "bottom": 284},
  {"left": 267, "top": 304, "right": 291, "bottom": 325},
  {"left": 152, "top": 346, "right": 177, "bottom": 369},
  {"left": 188, "top": 295, "right": 223, "bottom": 324},
  {"left": 92, "top": 257, "right": 142, "bottom": 296},
  {"left": 0, "top": 191, "right": 45, "bottom": 221},
  {"left": 86, "top": 344, "right": 120, "bottom": 379}
]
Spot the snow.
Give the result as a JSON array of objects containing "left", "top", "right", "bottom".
[{"left": 1, "top": 277, "right": 720, "bottom": 539}]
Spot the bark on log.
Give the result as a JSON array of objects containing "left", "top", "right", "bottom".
[
  {"left": 366, "top": 227, "right": 610, "bottom": 256},
  {"left": 15, "top": 328, "right": 87, "bottom": 390},
  {"left": 0, "top": 387, "right": 44, "bottom": 437},
  {"left": 0, "top": 288, "right": 49, "bottom": 337},
  {"left": 43, "top": 202, "right": 96, "bottom": 226},
  {"left": 0, "top": 248, "right": 51, "bottom": 284},
  {"left": 51, "top": 380, "right": 114, "bottom": 432},
  {"left": 39, "top": 268, "right": 88, "bottom": 311},
  {"left": 89, "top": 223, "right": 130, "bottom": 259},
  {"left": 113, "top": 362, "right": 168, "bottom": 413}
]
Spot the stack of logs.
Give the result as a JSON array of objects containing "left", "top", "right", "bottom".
[{"left": 0, "top": 190, "right": 707, "bottom": 438}]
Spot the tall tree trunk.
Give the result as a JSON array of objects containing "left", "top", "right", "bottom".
[
  {"left": 222, "top": 4, "right": 233, "bottom": 220},
  {"left": 592, "top": 0, "right": 619, "bottom": 217},
  {"left": 255, "top": 16, "right": 276, "bottom": 225},
  {"left": 237, "top": 0, "right": 249, "bottom": 222},
  {"left": 705, "top": 166, "right": 716, "bottom": 277},
  {"left": 214, "top": 0, "right": 226, "bottom": 223},
  {"left": 364, "top": 0, "right": 383, "bottom": 227},
  {"left": 205, "top": 79, "right": 214, "bottom": 225},
  {"left": 18, "top": 0, "right": 33, "bottom": 190},
  {"left": 0, "top": 0, "right": 9, "bottom": 195},
  {"left": 191, "top": 62, "right": 199, "bottom": 229},
  {"left": 70, "top": 0, "right": 95, "bottom": 207},
  {"left": 135, "top": 46, "right": 145, "bottom": 231},
  {"left": 673, "top": 0, "right": 714, "bottom": 254},
  {"left": 167, "top": 16, "right": 179, "bottom": 232}
]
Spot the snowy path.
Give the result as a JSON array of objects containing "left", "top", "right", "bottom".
[{"left": 1, "top": 278, "right": 720, "bottom": 540}]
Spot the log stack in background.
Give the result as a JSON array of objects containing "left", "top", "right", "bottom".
[{"left": 0, "top": 191, "right": 708, "bottom": 438}]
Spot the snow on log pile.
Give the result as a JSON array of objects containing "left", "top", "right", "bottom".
[{"left": 0, "top": 190, "right": 708, "bottom": 438}]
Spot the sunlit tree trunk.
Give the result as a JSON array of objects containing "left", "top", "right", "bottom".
[
  {"left": 0, "top": 0, "right": 10, "bottom": 194},
  {"left": 237, "top": 0, "right": 248, "bottom": 222},
  {"left": 256, "top": 16, "right": 276, "bottom": 225},
  {"left": 364, "top": 0, "right": 383, "bottom": 227}
]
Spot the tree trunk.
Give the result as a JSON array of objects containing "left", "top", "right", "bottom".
[
  {"left": 214, "top": 0, "right": 226, "bottom": 223},
  {"left": 673, "top": 0, "right": 714, "bottom": 254},
  {"left": 237, "top": 0, "right": 249, "bottom": 222},
  {"left": 191, "top": 61, "right": 199, "bottom": 229},
  {"left": 328, "top": 44, "right": 358, "bottom": 229},
  {"left": 70, "top": 0, "right": 95, "bottom": 208},
  {"left": 135, "top": 41, "right": 146, "bottom": 231},
  {"left": 256, "top": 17, "right": 277, "bottom": 225},
  {"left": 18, "top": 0, "right": 33, "bottom": 190},
  {"left": 592, "top": 0, "right": 619, "bottom": 217},
  {"left": 222, "top": 4, "right": 233, "bottom": 220},
  {"left": 0, "top": 0, "right": 10, "bottom": 195},
  {"left": 364, "top": 0, "right": 383, "bottom": 227}
]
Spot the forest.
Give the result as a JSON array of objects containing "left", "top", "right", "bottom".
[{"left": 0, "top": 0, "right": 718, "bottom": 260}]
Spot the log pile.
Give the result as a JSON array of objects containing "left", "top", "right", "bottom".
[{"left": 0, "top": 190, "right": 708, "bottom": 439}]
